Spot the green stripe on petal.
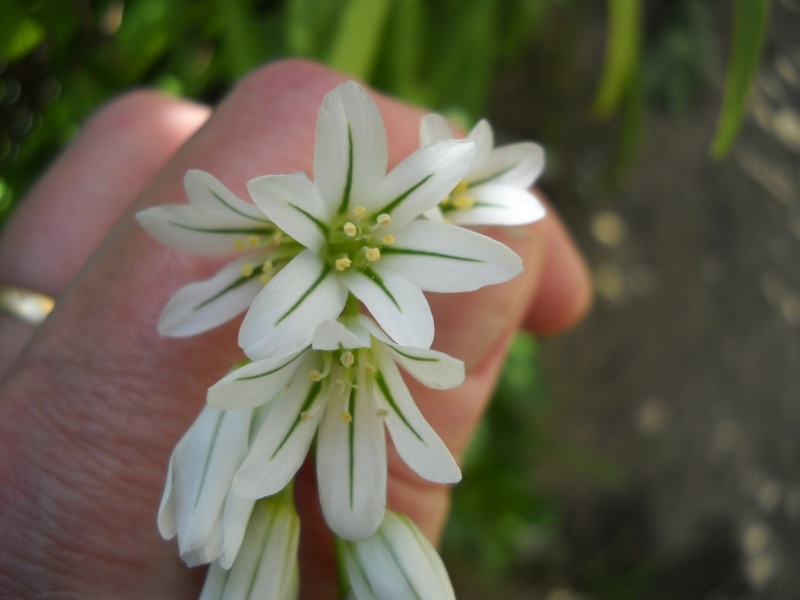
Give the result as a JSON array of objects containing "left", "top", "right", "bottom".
[
  {"left": 373, "top": 173, "right": 433, "bottom": 217},
  {"left": 466, "top": 165, "right": 515, "bottom": 188},
  {"left": 338, "top": 125, "right": 354, "bottom": 215},
  {"left": 167, "top": 222, "right": 274, "bottom": 236},
  {"left": 194, "top": 269, "right": 263, "bottom": 311},
  {"left": 380, "top": 247, "right": 483, "bottom": 263},
  {"left": 270, "top": 381, "right": 323, "bottom": 460},
  {"left": 374, "top": 371, "right": 424, "bottom": 443},
  {"left": 209, "top": 188, "right": 272, "bottom": 223},
  {"left": 361, "top": 267, "right": 400, "bottom": 310},
  {"left": 288, "top": 203, "right": 330, "bottom": 237},
  {"left": 275, "top": 265, "right": 332, "bottom": 325}
]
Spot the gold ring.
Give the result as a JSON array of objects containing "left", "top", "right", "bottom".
[{"left": 0, "top": 284, "right": 55, "bottom": 325}]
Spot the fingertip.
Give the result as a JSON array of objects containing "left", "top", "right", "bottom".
[{"left": 524, "top": 205, "right": 593, "bottom": 335}]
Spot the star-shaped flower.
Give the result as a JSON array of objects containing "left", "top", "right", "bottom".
[
  {"left": 208, "top": 316, "right": 463, "bottom": 540},
  {"left": 420, "top": 113, "right": 546, "bottom": 226},
  {"left": 241, "top": 81, "right": 522, "bottom": 357}
]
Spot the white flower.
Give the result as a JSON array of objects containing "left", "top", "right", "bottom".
[
  {"left": 420, "top": 113, "right": 546, "bottom": 226},
  {"left": 241, "top": 81, "right": 523, "bottom": 357},
  {"left": 199, "top": 497, "right": 300, "bottom": 600},
  {"left": 137, "top": 170, "right": 285, "bottom": 337},
  {"left": 157, "top": 405, "right": 256, "bottom": 568},
  {"left": 343, "top": 510, "right": 455, "bottom": 600},
  {"left": 208, "top": 316, "right": 464, "bottom": 540}
]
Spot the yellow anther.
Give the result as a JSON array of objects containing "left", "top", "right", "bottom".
[
  {"left": 273, "top": 231, "right": 283, "bottom": 244},
  {"left": 366, "top": 247, "right": 381, "bottom": 262},
  {"left": 376, "top": 408, "right": 389, "bottom": 418},
  {"left": 262, "top": 260, "right": 274, "bottom": 273},
  {"left": 241, "top": 263, "right": 254, "bottom": 277},
  {"left": 260, "top": 273, "right": 272, "bottom": 284},
  {"left": 454, "top": 181, "right": 469, "bottom": 195},
  {"left": 364, "top": 363, "right": 377, "bottom": 374},
  {"left": 377, "top": 213, "right": 391, "bottom": 226},
  {"left": 353, "top": 206, "right": 367, "bottom": 218},
  {"left": 247, "top": 235, "right": 261, "bottom": 247},
  {"left": 340, "top": 351, "right": 355, "bottom": 367},
  {"left": 234, "top": 240, "right": 247, "bottom": 250},
  {"left": 335, "top": 257, "right": 352, "bottom": 271},
  {"left": 300, "top": 411, "right": 314, "bottom": 422},
  {"left": 452, "top": 195, "right": 475, "bottom": 210},
  {"left": 343, "top": 222, "right": 357, "bottom": 237},
  {"left": 308, "top": 370, "right": 323, "bottom": 382},
  {"left": 382, "top": 233, "right": 396, "bottom": 245},
  {"left": 341, "top": 410, "right": 353, "bottom": 423}
]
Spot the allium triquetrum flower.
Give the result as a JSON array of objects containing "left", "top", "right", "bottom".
[
  {"left": 157, "top": 405, "right": 256, "bottom": 568},
  {"left": 199, "top": 496, "right": 300, "bottom": 600},
  {"left": 420, "top": 113, "right": 546, "bottom": 226},
  {"left": 342, "top": 510, "right": 455, "bottom": 600},
  {"left": 241, "top": 81, "right": 523, "bottom": 357},
  {"left": 208, "top": 315, "right": 464, "bottom": 540}
]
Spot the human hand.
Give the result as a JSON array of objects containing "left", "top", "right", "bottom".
[{"left": 0, "top": 60, "right": 591, "bottom": 599}]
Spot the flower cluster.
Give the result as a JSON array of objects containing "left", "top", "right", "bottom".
[{"left": 139, "top": 81, "right": 545, "bottom": 599}]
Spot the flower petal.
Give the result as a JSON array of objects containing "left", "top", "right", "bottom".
[
  {"left": 184, "top": 170, "right": 266, "bottom": 219},
  {"left": 447, "top": 183, "right": 546, "bottom": 226},
  {"left": 315, "top": 81, "right": 388, "bottom": 215},
  {"left": 136, "top": 205, "right": 273, "bottom": 257},
  {"left": 370, "top": 140, "right": 475, "bottom": 228},
  {"left": 380, "top": 219, "right": 523, "bottom": 292},
  {"left": 170, "top": 407, "right": 253, "bottom": 556},
  {"left": 158, "top": 256, "right": 264, "bottom": 337},
  {"left": 207, "top": 349, "right": 308, "bottom": 409},
  {"left": 200, "top": 499, "right": 300, "bottom": 600},
  {"left": 219, "top": 491, "right": 256, "bottom": 569},
  {"left": 342, "top": 267, "right": 433, "bottom": 349},
  {"left": 468, "top": 141, "right": 544, "bottom": 189},
  {"left": 467, "top": 119, "right": 494, "bottom": 172},
  {"left": 233, "top": 354, "right": 326, "bottom": 498},
  {"left": 312, "top": 318, "right": 372, "bottom": 351},
  {"left": 247, "top": 173, "right": 328, "bottom": 252},
  {"left": 344, "top": 511, "right": 455, "bottom": 600},
  {"left": 317, "top": 367, "right": 386, "bottom": 540},
  {"left": 419, "top": 113, "right": 455, "bottom": 145},
  {"left": 239, "top": 250, "right": 348, "bottom": 360},
  {"left": 373, "top": 345, "right": 461, "bottom": 484}
]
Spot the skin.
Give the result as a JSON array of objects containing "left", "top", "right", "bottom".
[{"left": 0, "top": 60, "right": 592, "bottom": 599}]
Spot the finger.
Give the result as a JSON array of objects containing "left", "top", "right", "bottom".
[
  {"left": 0, "top": 60, "right": 361, "bottom": 600},
  {"left": 0, "top": 92, "right": 210, "bottom": 376},
  {"left": 523, "top": 201, "right": 593, "bottom": 335}
]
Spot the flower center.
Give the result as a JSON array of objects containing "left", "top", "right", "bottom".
[{"left": 324, "top": 205, "right": 394, "bottom": 272}]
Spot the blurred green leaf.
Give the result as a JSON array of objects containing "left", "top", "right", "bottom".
[
  {"left": 0, "top": 18, "right": 46, "bottom": 61},
  {"left": 711, "top": 0, "right": 771, "bottom": 158},
  {"left": 593, "top": 0, "right": 642, "bottom": 118},
  {"left": 216, "top": 0, "right": 263, "bottom": 80},
  {"left": 326, "top": 0, "right": 393, "bottom": 79}
]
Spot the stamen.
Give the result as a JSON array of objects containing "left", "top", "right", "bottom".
[
  {"left": 453, "top": 181, "right": 469, "bottom": 195},
  {"left": 353, "top": 206, "right": 367, "bottom": 218},
  {"left": 364, "top": 363, "right": 377, "bottom": 374},
  {"left": 343, "top": 222, "right": 357, "bottom": 237},
  {"left": 308, "top": 370, "right": 323, "bottom": 382},
  {"left": 376, "top": 408, "right": 389, "bottom": 417},
  {"left": 335, "top": 257, "right": 352, "bottom": 271},
  {"left": 340, "top": 351, "right": 355, "bottom": 367},
  {"left": 240, "top": 263, "right": 254, "bottom": 277},
  {"left": 452, "top": 195, "right": 475, "bottom": 210},
  {"left": 341, "top": 410, "right": 353, "bottom": 423},
  {"left": 377, "top": 213, "right": 391, "bottom": 226},
  {"left": 234, "top": 240, "right": 247, "bottom": 250},
  {"left": 301, "top": 410, "right": 314, "bottom": 422},
  {"left": 260, "top": 273, "right": 272, "bottom": 284},
  {"left": 382, "top": 233, "right": 396, "bottom": 245},
  {"left": 365, "top": 247, "right": 381, "bottom": 262},
  {"left": 247, "top": 235, "right": 261, "bottom": 247}
]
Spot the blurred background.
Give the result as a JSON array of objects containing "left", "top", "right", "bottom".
[{"left": 2, "top": 1, "right": 797, "bottom": 598}]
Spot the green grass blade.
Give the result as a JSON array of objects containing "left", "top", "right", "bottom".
[
  {"left": 326, "top": 0, "right": 393, "bottom": 79},
  {"left": 593, "top": 0, "right": 642, "bottom": 118},
  {"left": 711, "top": 0, "right": 771, "bottom": 158}
]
